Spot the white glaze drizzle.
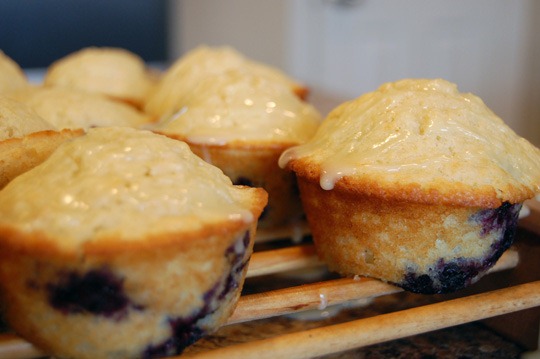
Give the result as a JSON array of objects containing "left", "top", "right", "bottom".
[{"left": 279, "top": 79, "right": 540, "bottom": 194}]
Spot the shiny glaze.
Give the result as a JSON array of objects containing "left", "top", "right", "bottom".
[
  {"left": 279, "top": 79, "right": 540, "bottom": 193},
  {"left": 145, "top": 45, "right": 304, "bottom": 118},
  {"left": 0, "top": 127, "right": 255, "bottom": 248},
  {"left": 155, "top": 68, "right": 321, "bottom": 145}
]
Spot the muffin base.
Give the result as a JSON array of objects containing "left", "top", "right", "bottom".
[
  {"left": 297, "top": 178, "right": 521, "bottom": 294},
  {"left": 0, "top": 225, "right": 257, "bottom": 359}
]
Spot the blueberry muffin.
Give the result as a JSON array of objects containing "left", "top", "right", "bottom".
[
  {"left": 0, "top": 96, "right": 54, "bottom": 140},
  {"left": 44, "top": 47, "right": 155, "bottom": 109},
  {"left": 8, "top": 86, "right": 153, "bottom": 130},
  {"left": 0, "top": 96, "right": 82, "bottom": 189},
  {"left": 154, "top": 69, "right": 321, "bottom": 237},
  {"left": 280, "top": 78, "right": 540, "bottom": 294},
  {"left": 0, "top": 127, "right": 267, "bottom": 358},
  {"left": 144, "top": 45, "right": 309, "bottom": 119},
  {"left": 0, "top": 51, "right": 28, "bottom": 94}
]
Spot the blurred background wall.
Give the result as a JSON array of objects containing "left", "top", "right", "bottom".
[
  {"left": 173, "top": 0, "right": 540, "bottom": 146},
  {"left": 0, "top": 0, "right": 168, "bottom": 67},
  {"left": 0, "top": 0, "right": 538, "bottom": 146}
]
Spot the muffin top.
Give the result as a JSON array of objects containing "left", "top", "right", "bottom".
[
  {"left": 9, "top": 86, "right": 152, "bottom": 130},
  {"left": 0, "top": 127, "right": 267, "bottom": 251},
  {"left": 0, "top": 51, "right": 28, "bottom": 94},
  {"left": 280, "top": 78, "right": 540, "bottom": 206},
  {"left": 0, "top": 96, "right": 55, "bottom": 141},
  {"left": 154, "top": 69, "right": 321, "bottom": 146},
  {"left": 145, "top": 45, "right": 306, "bottom": 118},
  {"left": 44, "top": 47, "right": 153, "bottom": 107}
]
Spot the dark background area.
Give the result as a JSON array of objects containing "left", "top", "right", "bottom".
[{"left": 0, "top": 0, "right": 168, "bottom": 68}]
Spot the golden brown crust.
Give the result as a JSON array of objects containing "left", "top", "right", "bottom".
[
  {"left": 0, "top": 128, "right": 84, "bottom": 189},
  {"left": 287, "top": 157, "right": 534, "bottom": 208},
  {"left": 296, "top": 177, "right": 505, "bottom": 286}
]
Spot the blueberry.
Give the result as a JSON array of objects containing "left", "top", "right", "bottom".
[
  {"left": 142, "top": 316, "right": 204, "bottom": 358},
  {"left": 242, "top": 230, "right": 250, "bottom": 249},
  {"left": 400, "top": 202, "right": 521, "bottom": 294},
  {"left": 215, "top": 230, "right": 250, "bottom": 302},
  {"left": 46, "top": 268, "right": 140, "bottom": 320},
  {"left": 225, "top": 230, "right": 250, "bottom": 256},
  {"left": 437, "top": 261, "right": 478, "bottom": 292},
  {"left": 402, "top": 259, "right": 481, "bottom": 294},
  {"left": 472, "top": 201, "right": 521, "bottom": 266},
  {"left": 142, "top": 231, "right": 250, "bottom": 358},
  {"left": 402, "top": 273, "right": 435, "bottom": 294},
  {"left": 471, "top": 202, "right": 521, "bottom": 237}
]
